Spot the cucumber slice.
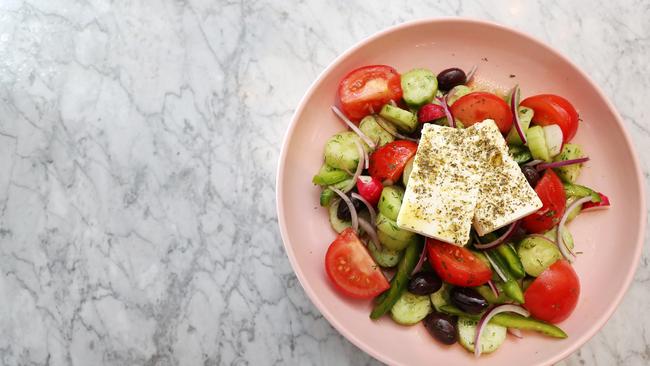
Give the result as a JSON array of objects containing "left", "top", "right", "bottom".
[
  {"left": 447, "top": 85, "right": 471, "bottom": 105},
  {"left": 508, "top": 144, "right": 532, "bottom": 164},
  {"left": 368, "top": 243, "right": 402, "bottom": 268},
  {"left": 359, "top": 115, "right": 395, "bottom": 147},
  {"left": 379, "top": 104, "right": 418, "bottom": 133},
  {"left": 312, "top": 164, "right": 350, "bottom": 186},
  {"left": 553, "top": 143, "right": 585, "bottom": 183},
  {"left": 402, "top": 157, "right": 415, "bottom": 187},
  {"left": 328, "top": 199, "right": 351, "bottom": 233},
  {"left": 457, "top": 317, "right": 506, "bottom": 354},
  {"left": 401, "top": 68, "right": 438, "bottom": 107},
  {"left": 564, "top": 183, "right": 601, "bottom": 202},
  {"left": 506, "top": 106, "right": 534, "bottom": 145},
  {"left": 390, "top": 291, "right": 432, "bottom": 325},
  {"left": 430, "top": 283, "right": 450, "bottom": 312},
  {"left": 544, "top": 225, "right": 574, "bottom": 250},
  {"left": 376, "top": 213, "right": 415, "bottom": 251},
  {"left": 517, "top": 235, "right": 562, "bottom": 277},
  {"left": 378, "top": 186, "right": 404, "bottom": 221},
  {"left": 324, "top": 131, "right": 366, "bottom": 171},
  {"left": 543, "top": 124, "right": 563, "bottom": 157},
  {"left": 319, "top": 178, "right": 354, "bottom": 207},
  {"left": 526, "top": 125, "right": 550, "bottom": 162}
]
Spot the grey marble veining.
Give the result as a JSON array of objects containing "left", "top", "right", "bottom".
[{"left": 0, "top": 1, "right": 648, "bottom": 365}]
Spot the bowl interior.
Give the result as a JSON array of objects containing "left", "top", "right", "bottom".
[{"left": 277, "top": 19, "right": 644, "bottom": 366}]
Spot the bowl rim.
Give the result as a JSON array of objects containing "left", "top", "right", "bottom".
[{"left": 275, "top": 17, "right": 646, "bottom": 366}]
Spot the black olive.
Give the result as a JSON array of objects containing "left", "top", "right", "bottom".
[
  {"left": 407, "top": 272, "right": 442, "bottom": 295},
  {"left": 437, "top": 68, "right": 467, "bottom": 91},
  {"left": 520, "top": 165, "right": 541, "bottom": 187},
  {"left": 449, "top": 287, "right": 489, "bottom": 314},
  {"left": 423, "top": 312, "right": 458, "bottom": 345},
  {"left": 336, "top": 196, "right": 361, "bottom": 221}
]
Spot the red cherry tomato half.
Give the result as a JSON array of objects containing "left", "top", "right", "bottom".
[
  {"left": 337, "top": 65, "right": 403, "bottom": 121},
  {"left": 522, "top": 169, "right": 566, "bottom": 234},
  {"left": 426, "top": 239, "right": 492, "bottom": 287},
  {"left": 417, "top": 103, "right": 446, "bottom": 123},
  {"left": 520, "top": 94, "right": 579, "bottom": 143},
  {"left": 450, "top": 92, "right": 513, "bottom": 133},
  {"left": 524, "top": 260, "right": 580, "bottom": 323},
  {"left": 356, "top": 175, "right": 383, "bottom": 206},
  {"left": 368, "top": 140, "right": 418, "bottom": 183},
  {"left": 325, "top": 228, "right": 390, "bottom": 299}
]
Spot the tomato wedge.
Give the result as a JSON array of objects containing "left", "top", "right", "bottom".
[
  {"left": 368, "top": 140, "right": 418, "bottom": 184},
  {"left": 337, "top": 65, "right": 403, "bottom": 121},
  {"left": 522, "top": 169, "right": 566, "bottom": 234},
  {"left": 426, "top": 239, "right": 492, "bottom": 287},
  {"left": 325, "top": 228, "right": 389, "bottom": 299},
  {"left": 520, "top": 94, "right": 579, "bottom": 143},
  {"left": 524, "top": 260, "right": 580, "bottom": 323},
  {"left": 450, "top": 92, "right": 513, "bottom": 133}
]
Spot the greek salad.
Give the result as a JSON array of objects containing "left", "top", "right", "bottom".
[{"left": 313, "top": 64, "right": 610, "bottom": 357}]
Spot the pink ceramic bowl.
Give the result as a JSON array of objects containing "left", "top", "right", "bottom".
[{"left": 276, "top": 18, "right": 645, "bottom": 366}]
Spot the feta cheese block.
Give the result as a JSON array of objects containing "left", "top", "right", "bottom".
[
  {"left": 468, "top": 120, "right": 543, "bottom": 235},
  {"left": 396, "top": 124, "right": 481, "bottom": 245}
]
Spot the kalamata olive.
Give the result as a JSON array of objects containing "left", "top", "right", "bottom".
[
  {"left": 407, "top": 272, "right": 442, "bottom": 295},
  {"left": 336, "top": 196, "right": 361, "bottom": 221},
  {"left": 449, "top": 287, "right": 489, "bottom": 314},
  {"left": 520, "top": 165, "right": 541, "bottom": 187},
  {"left": 423, "top": 312, "right": 458, "bottom": 345},
  {"left": 437, "top": 68, "right": 467, "bottom": 91}
]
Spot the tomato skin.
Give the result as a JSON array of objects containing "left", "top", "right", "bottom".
[
  {"left": 368, "top": 140, "right": 418, "bottom": 183},
  {"left": 520, "top": 94, "right": 579, "bottom": 143},
  {"left": 338, "top": 65, "right": 403, "bottom": 121},
  {"left": 524, "top": 260, "right": 580, "bottom": 323},
  {"left": 522, "top": 169, "right": 566, "bottom": 233},
  {"left": 426, "top": 239, "right": 492, "bottom": 287},
  {"left": 450, "top": 92, "right": 513, "bottom": 133},
  {"left": 356, "top": 176, "right": 383, "bottom": 206},
  {"left": 325, "top": 228, "right": 390, "bottom": 299}
]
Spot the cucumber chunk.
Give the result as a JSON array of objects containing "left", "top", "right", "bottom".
[
  {"left": 507, "top": 106, "right": 534, "bottom": 145},
  {"left": 312, "top": 164, "right": 350, "bottom": 186},
  {"left": 376, "top": 213, "right": 415, "bottom": 251},
  {"left": 319, "top": 178, "right": 354, "bottom": 207},
  {"left": 328, "top": 199, "right": 351, "bottom": 233},
  {"left": 368, "top": 243, "right": 402, "bottom": 268},
  {"left": 508, "top": 145, "right": 533, "bottom": 164},
  {"left": 324, "top": 131, "right": 365, "bottom": 171},
  {"left": 447, "top": 85, "right": 471, "bottom": 105},
  {"left": 401, "top": 68, "right": 438, "bottom": 107},
  {"left": 378, "top": 186, "right": 404, "bottom": 221},
  {"left": 379, "top": 104, "right": 418, "bottom": 133},
  {"left": 458, "top": 317, "right": 506, "bottom": 354},
  {"left": 526, "top": 125, "right": 550, "bottom": 162},
  {"left": 402, "top": 157, "right": 415, "bottom": 187},
  {"left": 430, "top": 283, "right": 451, "bottom": 312},
  {"left": 390, "top": 291, "right": 432, "bottom": 325},
  {"left": 553, "top": 143, "right": 585, "bottom": 183},
  {"left": 544, "top": 225, "right": 574, "bottom": 250},
  {"left": 517, "top": 236, "right": 562, "bottom": 277},
  {"left": 359, "top": 115, "right": 395, "bottom": 148}
]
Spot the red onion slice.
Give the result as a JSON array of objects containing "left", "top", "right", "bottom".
[
  {"left": 331, "top": 105, "right": 377, "bottom": 150},
  {"left": 436, "top": 96, "right": 455, "bottom": 128},
  {"left": 485, "top": 252, "right": 507, "bottom": 282},
  {"left": 363, "top": 146, "right": 369, "bottom": 169},
  {"left": 523, "top": 159, "right": 543, "bottom": 167},
  {"left": 330, "top": 188, "right": 358, "bottom": 233},
  {"left": 389, "top": 99, "right": 397, "bottom": 107},
  {"left": 343, "top": 139, "right": 366, "bottom": 193},
  {"left": 351, "top": 192, "right": 376, "bottom": 224},
  {"left": 557, "top": 196, "right": 592, "bottom": 262},
  {"left": 536, "top": 157, "right": 589, "bottom": 171},
  {"left": 474, "top": 305, "right": 530, "bottom": 358},
  {"left": 358, "top": 217, "right": 381, "bottom": 251},
  {"left": 466, "top": 64, "right": 478, "bottom": 82},
  {"left": 411, "top": 245, "right": 427, "bottom": 275},
  {"left": 487, "top": 280, "right": 499, "bottom": 298},
  {"left": 375, "top": 115, "right": 419, "bottom": 142},
  {"left": 509, "top": 85, "right": 527, "bottom": 144},
  {"left": 508, "top": 328, "right": 523, "bottom": 339},
  {"left": 473, "top": 221, "right": 519, "bottom": 250}
]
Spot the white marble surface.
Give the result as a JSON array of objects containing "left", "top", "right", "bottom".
[{"left": 0, "top": 0, "right": 648, "bottom": 365}]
